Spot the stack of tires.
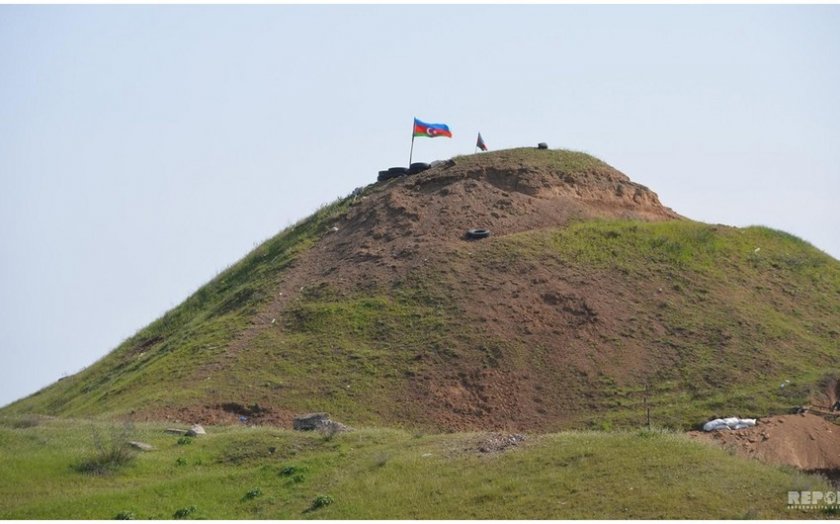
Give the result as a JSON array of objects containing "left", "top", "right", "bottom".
[
  {"left": 408, "top": 162, "right": 431, "bottom": 174},
  {"left": 377, "top": 167, "right": 407, "bottom": 182},
  {"left": 377, "top": 162, "right": 432, "bottom": 182}
]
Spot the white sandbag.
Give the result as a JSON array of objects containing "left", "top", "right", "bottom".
[
  {"left": 703, "top": 416, "right": 757, "bottom": 431},
  {"left": 703, "top": 418, "right": 727, "bottom": 431}
]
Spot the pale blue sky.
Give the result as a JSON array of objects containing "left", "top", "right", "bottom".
[{"left": 1, "top": 5, "right": 838, "bottom": 407}]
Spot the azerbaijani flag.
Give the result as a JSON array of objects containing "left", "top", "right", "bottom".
[{"left": 413, "top": 118, "right": 452, "bottom": 138}]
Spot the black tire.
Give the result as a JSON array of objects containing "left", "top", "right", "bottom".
[
  {"left": 409, "top": 162, "right": 431, "bottom": 174},
  {"left": 466, "top": 228, "right": 491, "bottom": 240},
  {"left": 388, "top": 167, "right": 409, "bottom": 177},
  {"left": 378, "top": 170, "right": 396, "bottom": 182}
]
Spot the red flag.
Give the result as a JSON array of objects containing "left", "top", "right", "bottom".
[{"left": 476, "top": 132, "right": 488, "bottom": 151}]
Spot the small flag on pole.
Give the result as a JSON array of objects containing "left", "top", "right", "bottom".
[
  {"left": 476, "top": 132, "right": 488, "bottom": 151},
  {"left": 413, "top": 118, "right": 452, "bottom": 138}
]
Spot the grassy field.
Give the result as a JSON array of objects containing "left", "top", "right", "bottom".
[{"left": 0, "top": 415, "right": 832, "bottom": 519}]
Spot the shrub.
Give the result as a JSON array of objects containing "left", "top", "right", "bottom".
[
  {"left": 318, "top": 421, "right": 342, "bottom": 441},
  {"left": 175, "top": 457, "right": 187, "bottom": 466},
  {"left": 242, "top": 488, "right": 262, "bottom": 501},
  {"left": 309, "top": 495, "right": 334, "bottom": 511},
  {"left": 280, "top": 465, "right": 303, "bottom": 476},
  {"left": 114, "top": 511, "right": 135, "bottom": 520},
  {"left": 72, "top": 424, "right": 137, "bottom": 475},
  {"left": 280, "top": 465, "right": 307, "bottom": 483},
  {"left": 173, "top": 506, "right": 196, "bottom": 519},
  {"left": 177, "top": 436, "right": 193, "bottom": 446}
]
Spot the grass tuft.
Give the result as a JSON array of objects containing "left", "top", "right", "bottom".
[{"left": 72, "top": 423, "right": 137, "bottom": 475}]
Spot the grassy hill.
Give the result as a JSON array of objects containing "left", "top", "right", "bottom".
[
  {"left": 0, "top": 415, "right": 832, "bottom": 519},
  {"left": 3, "top": 147, "right": 840, "bottom": 519},
  {"left": 4, "top": 148, "right": 839, "bottom": 433}
]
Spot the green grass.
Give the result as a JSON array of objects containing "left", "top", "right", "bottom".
[
  {"left": 453, "top": 147, "right": 613, "bottom": 173},
  {"left": 0, "top": 416, "right": 831, "bottom": 519},
  {"left": 6, "top": 194, "right": 356, "bottom": 417},
  {"left": 210, "top": 292, "right": 457, "bottom": 425},
  {"left": 484, "top": 219, "right": 840, "bottom": 428}
]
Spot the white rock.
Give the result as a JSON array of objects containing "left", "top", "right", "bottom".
[
  {"left": 186, "top": 424, "right": 206, "bottom": 437},
  {"left": 128, "top": 441, "right": 154, "bottom": 451}
]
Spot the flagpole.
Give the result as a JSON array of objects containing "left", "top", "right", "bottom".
[{"left": 409, "top": 117, "right": 415, "bottom": 166}]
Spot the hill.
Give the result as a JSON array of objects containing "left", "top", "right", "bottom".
[{"left": 5, "top": 148, "right": 840, "bottom": 432}]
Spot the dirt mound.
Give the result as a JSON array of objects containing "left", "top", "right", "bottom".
[
  {"left": 689, "top": 414, "right": 840, "bottom": 471},
  {"left": 219, "top": 149, "right": 683, "bottom": 430},
  {"left": 810, "top": 376, "right": 840, "bottom": 411},
  {"left": 347, "top": 149, "right": 679, "bottom": 248}
]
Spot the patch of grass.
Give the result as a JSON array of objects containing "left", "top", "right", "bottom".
[
  {"left": 454, "top": 147, "right": 613, "bottom": 175},
  {"left": 0, "top": 414, "right": 44, "bottom": 429},
  {"left": 0, "top": 419, "right": 833, "bottom": 519},
  {"left": 5, "top": 194, "right": 356, "bottom": 418},
  {"left": 481, "top": 219, "right": 840, "bottom": 429}
]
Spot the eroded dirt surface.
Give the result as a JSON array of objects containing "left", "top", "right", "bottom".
[{"left": 689, "top": 413, "right": 840, "bottom": 471}]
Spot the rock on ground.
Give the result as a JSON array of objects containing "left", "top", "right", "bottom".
[
  {"left": 292, "top": 412, "right": 348, "bottom": 432},
  {"left": 186, "top": 424, "right": 206, "bottom": 437},
  {"left": 128, "top": 441, "right": 154, "bottom": 451}
]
